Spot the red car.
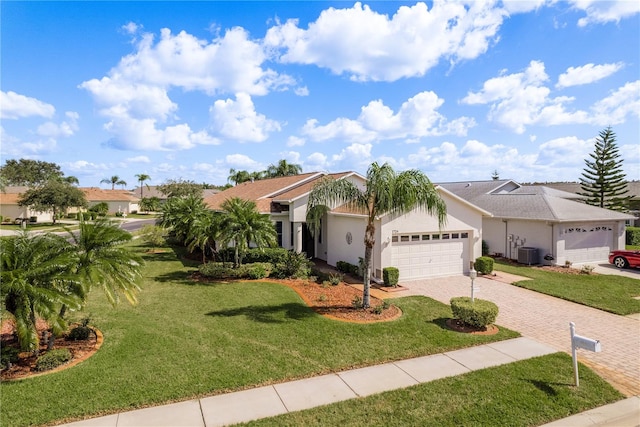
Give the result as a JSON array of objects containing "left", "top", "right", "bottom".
[{"left": 609, "top": 250, "right": 640, "bottom": 269}]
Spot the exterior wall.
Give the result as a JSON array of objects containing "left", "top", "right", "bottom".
[
  {"left": 488, "top": 218, "right": 552, "bottom": 263},
  {"left": 326, "top": 214, "right": 366, "bottom": 268},
  {"left": 90, "top": 201, "right": 139, "bottom": 214},
  {"left": 0, "top": 204, "right": 53, "bottom": 222}
]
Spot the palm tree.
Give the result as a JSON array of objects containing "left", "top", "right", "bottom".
[
  {"left": 219, "top": 197, "right": 277, "bottom": 267},
  {"left": 227, "top": 169, "right": 251, "bottom": 186},
  {"left": 135, "top": 173, "right": 151, "bottom": 198},
  {"left": 306, "top": 162, "right": 446, "bottom": 308},
  {"left": 1, "top": 232, "right": 81, "bottom": 351},
  {"left": 101, "top": 175, "right": 127, "bottom": 190},
  {"left": 159, "top": 195, "right": 210, "bottom": 245},
  {"left": 63, "top": 175, "right": 80, "bottom": 185},
  {"left": 187, "top": 210, "right": 223, "bottom": 263},
  {"left": 266, "top": 159, "right": 302, "bottom": 178},
  {"left": 67, "top": 218, "right": 143, "bottom": 306}
]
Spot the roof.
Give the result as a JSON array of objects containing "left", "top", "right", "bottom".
[
  {"left": 81, "top": 188, "right": 139, "bottom": 202},
  {"left": 203, "top": 172, "right": 353, "bottom": 213},
  {"left": 439, "top": 180, "right": 634, "bottom": 223},
  {"left": 541, "top": 181, "right": 640, "bottom": 199}
]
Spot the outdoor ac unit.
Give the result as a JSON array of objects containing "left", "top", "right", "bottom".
[{"left": 518, "top": 247, "right": 539, "bottom": 265}]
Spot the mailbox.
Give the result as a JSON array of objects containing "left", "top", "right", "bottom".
[{"left": 572, "top": 334, "right": 601, "bottom": 353}]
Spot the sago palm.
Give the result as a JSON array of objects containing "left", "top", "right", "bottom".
[{"left": 306, "top": 162, "right": 446, "bottom": 308}]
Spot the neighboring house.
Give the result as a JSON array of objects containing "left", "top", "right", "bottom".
[
  {"left": 133, "top": 186, "right": 220, "bottom": 203},
  {"left": 542, "top": 181, "right": 640, "bottom": 226},
  {"left": 0, "top": 186, "right": 54, "bottom": 223},
  {"left": 204, "top": 172, "right": 490, "bottom": 282},
  {"left": 439, "top": 180, "right": 634, "bottom": 266},
  {"left": 80, "top": 188, "right": 140, "bottom": 214}
]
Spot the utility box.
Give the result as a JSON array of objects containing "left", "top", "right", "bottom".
[{"left": 518, "top": 247, "right": 539, "bottom": 265}]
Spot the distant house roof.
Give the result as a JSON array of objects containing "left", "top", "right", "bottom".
[
  {"left": 203, "top": 172, "right": 353, "bottom": 213},
  {"left": 133, "top": 186, "right": 220, "bottom": 200},
  {"left": 541, "top": 181, "right": 640, "bottom": 200},
  {"left": 0, "top": 186, "right": 30, "bottom": 205},
  {"left": 81, "top": 188, "right": 139, "bottom": 202},
  {"left": 438, "top": 180, "right": 634, "bottom": 223}
]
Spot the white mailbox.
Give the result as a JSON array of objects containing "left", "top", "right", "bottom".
[{"left": 572, "top": 334, "right": 601, "bottom": 353}]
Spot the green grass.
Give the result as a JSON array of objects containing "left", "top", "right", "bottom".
[
  {"left": 244, "top": 353, "right": 623, "bottom": 427},
  {"left": 0, "top": 221, "right": 77, "bottom": 232},
  {"left": 627, "top": 245, "right": 640, "bottom": 250},
  {"left": 0, "top": 242, "right": 519, "bottom": 427},
  {"left": 495, "top": 261, "right": 640, "bottom": 315}
]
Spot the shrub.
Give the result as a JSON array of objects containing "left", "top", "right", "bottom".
[
  {"left": 272, "top": 251, "right": 312, "bottom": 279},
  {"left": 336, "top": 260, "right": 361, "bottom": 277},
  {"left": 383, "top": 267, "right": 399, "bottom": 287},
  {"left": 626, "top": 227, "right": 640, "bottom": 246},
  {"left": 581, "top": 265, "right": 595, "bottom": 275},
  {"left": 199, "top": 262, "right": 272, "bottom": 280},
  {"left": 450, "top": 297, "right": 498, "bottom": 329},
  {"left": 89, "top": 202, "right": 109, "bottom": 215},
  {"left": 115, "top": 211, "right": 124, "bottom": 217},
  {"left": 1, "top": 346, "right": 20, "bottom": 369},
  {"left": 474, "top": 257, "right": 494, "bottom": 275},
  {"left": 246, "top": 264, "right": 268, "bottom": 279},
  {"left": 482, "top": 240, "right": 489, "bottom": 256},
  {"left": 35, "top": 349, "right": 72, "bottom": 372},
  {"left": 242, "top": 247, "right": 289, "bottom": 264},
  {"left": 352, "top": 295, "right": 364, "bottom": 309},
  {"left": 373, "top": 305, "right": 384, "bottom": 315},
  {"left": 328, "top": 273, "right": 343, "bottom": 286},
  {"left": 67, "top": 326, "right": 91, "bottom": 341},
  {"left": 310, "top": 268, "right": 330, "bottom": 284}
]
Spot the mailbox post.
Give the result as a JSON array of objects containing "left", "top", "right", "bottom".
[{"left": 570, "top": 322, "right": 601, "bottom": 386}]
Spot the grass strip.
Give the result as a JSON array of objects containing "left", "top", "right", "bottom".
[
  {"left": 494, "top": 261, "right": 640, "bottom": 315},
  {"left": 245, "top": 353, "right": 623, "bottom": 427}
]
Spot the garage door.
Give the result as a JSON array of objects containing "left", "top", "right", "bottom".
[
  {"left": 563, "top": 224, "right": 614, "bottom": 263},
  {"left": 391, "top": 232, "right": 469, "bottom": 280}
]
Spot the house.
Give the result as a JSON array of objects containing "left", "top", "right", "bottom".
[
  {"left": 0, "top": 187, "right": 54, "bottom": 223},
  {"left": 204, "top": 172, "right": 490, "bottom": 281},
  {"left": 80, "top": 188, "right": 140, "bottom": 214},
  {"left": 133, "top": 186, "right": 220, "bottom": 203},
  {"left": 438, "top": 180, "right": 634, "bottom": 266}
]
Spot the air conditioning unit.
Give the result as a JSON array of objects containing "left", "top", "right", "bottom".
[{"left": 518, "top": 247, "right": 539, "bottom": 265}]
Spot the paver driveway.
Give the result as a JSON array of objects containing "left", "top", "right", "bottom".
[{"left": 401, "top": 273, "right": 640, "bottom": 396}]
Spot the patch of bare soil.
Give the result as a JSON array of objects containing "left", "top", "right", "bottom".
[
  {"left": 191, "top": 273, "right": 402, "bottom": 323},
  {"left": 1, "top": 320, "right": 102, "bottom": 381}
]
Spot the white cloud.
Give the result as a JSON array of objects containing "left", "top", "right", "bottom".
[
  {"left": 210, "top": 93, "right": 281, "bottom": 142},
  {"left": 265, "top": 1, "right": 507, "bottom": 82},
  {"left": 591, "top": 80, "right": 640, "bottom": 125},
  {"left": 287, "top": 136, "right": 305, "bottom": 147},
  {"left": 304, "top": 152, "right": 328, "bottom": 171},
  {"left": 331, "top": 143, "right": 373, "bottom": 171},
  {"left": 36, "top": 111, "right": 79, "bottom": 138},
  {"left": 501, "top": 0, "right": 548, "bottom": 14},
  {"left": 462, "top": 60, "right": 589, "bottom": 133},
  {"left": 303, "top": 91, "right": 475, "bottom": 143},
  {"left": 121, "top": 22, "right": 141, "bottom": 35},
  {"left": 556, "top": 62, "right": 624, "bottom": 88},
  {"left": 0, "top": 91, "right": 55, "bottom": 119},
  {"left": 225, "top": 153, "right": 261, "bottom": 169},
  {"left": 570, "top": 0, "right": 640, "bottom": 27},
  {"left": 125, "top": 155, "right": 151, "bottom": 163}
]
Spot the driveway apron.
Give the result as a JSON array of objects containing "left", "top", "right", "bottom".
[{"left": 401, "top": 275, "right": 640, "bottom": 396}]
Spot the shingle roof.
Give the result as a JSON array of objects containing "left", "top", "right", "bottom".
[
  {"left": 439, "top": 181, "right": 634, "bottom": 222},
  {"left": 81, "top": 188, "right": 139, "bottom": 202},
  {"left": 541, "top": 181, "right": 640, "bottom": 199}
]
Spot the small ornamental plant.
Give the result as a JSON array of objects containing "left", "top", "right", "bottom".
[
  {"left": 383, "top": 267, "right": 399, "bottom": 287},
  {"left": 474, "top": 257, "right": 494, "bottom": 275},
  {"left": 450, "top": 297, "right": 498, "bottom": 329}
]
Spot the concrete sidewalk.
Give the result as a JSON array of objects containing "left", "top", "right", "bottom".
[{"left": 58, "top": 337, "right": 637, "bottom": 427}]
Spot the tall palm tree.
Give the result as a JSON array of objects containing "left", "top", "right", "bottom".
[
  {"left": 159, "top": 195, "right": 210, "bottom": 245},
  {"left": 135, "top": 173, "right": 151, "bottom": 198},
  {"left": 266, "top": 159, "right": 302, "bottom": 178},
  {"left": 67, "top": 218, "right": 143, "bottom": 306},
  {"left": 101, "top": 175, "right": 127, "bottom": 190},
  {"left": 187, "top": 210, "right": 223, "bottom": 263},
  {"left": 306, "top": 162, "right": 446, "bottom": 308},
  {"left": 227, "top": 169, "right": 251, "bottom": 186},
  {"left": 1, "top": 232, "right": 81, "bottom": 351},
  {"left": 219, "top": 197, "right": 277, "bottom": 267}
]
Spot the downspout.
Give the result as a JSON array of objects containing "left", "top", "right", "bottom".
[{"left": 503, "top": 220, "right": 508, "bottom": 258}]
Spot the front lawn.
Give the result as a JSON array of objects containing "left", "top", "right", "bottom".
[
  {"left": 245, "top": 353, "right": 623, "bottom": 427},
  {"left": 495, "top": 261, "right": 640, "bottom": 315},
  {"left": 0, "top": 242, "right": 518, "bottom": 427}
]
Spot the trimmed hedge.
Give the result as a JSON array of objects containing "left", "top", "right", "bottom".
[
  {"left": 336, "top": 260, "right": 360, "bottom": 277},
  {"left": 626, "top": 227, "right": 640, "bottom": 246},
  {"left": 199, "top": 262, "right": 272, "bottom": 280},
  {"left": 36, "top": 349, "right": 72, "bottom": 372},
  {"left": 383, "top": 267, "right": 399, "bottom": 287},
  {"left": 450, "top": 297, "right": 499, "bottom": 329},
  {"left": 474, "top": 256, "right": 494, "bottom": 275}
]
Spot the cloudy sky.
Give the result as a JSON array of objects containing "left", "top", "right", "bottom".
[{"left": 1, "top": 1, "right": 639, "bottom": 188}]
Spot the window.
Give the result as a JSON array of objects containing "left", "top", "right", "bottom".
[
  {"left": 400, "top": 235, "right": 409, "bottom": 242},
  {"left": 290, "top": 223, "right": 294, "bottom": 246},
  {"left": 461, "top": 232, "right": 468, "bottom": 238},
  {"left": 432, "top": 234, "right": 440, "bottom": 240},
  {"left": 422, "top": 234, "right": 430, "bottom": 240},
  {"left": 392, "top": 235, "right": 398, "bottom": 243},
  {"left": 275, "top": 221, "right": 283, "bottom": 247},
  {"left": 411, "top": 235, "right": 420, "bottom": 241},
  {"left": 452, "top": 233, "right": 459, "bottom": 239},
  {"left": 442, "top": 233, "right": 450, "bottom": 239}
]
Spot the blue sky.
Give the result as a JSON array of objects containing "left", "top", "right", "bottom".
[{"left": 1, "top": 1, "right": 639, "bottom": 188}]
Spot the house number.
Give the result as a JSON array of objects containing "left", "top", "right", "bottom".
[{"left": 346, "top": 232, "right": 353, "bottom": 245}]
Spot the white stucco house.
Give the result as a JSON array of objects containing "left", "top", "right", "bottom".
[
  {"left": 0, "top": 187, "right": 54, "bottom": 223},
  {"left": 80, "top": 188, "right": 140, "bottom": 214},
  {"left": 439, "top": 180, "right": 634, "bottom": 266},
  {"left": 204, "top": 172, "right": 490, "bottom": 282}
]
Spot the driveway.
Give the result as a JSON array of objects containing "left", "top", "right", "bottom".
[{"left": 400, "top": 273, "right": 640, "bottom": 396}]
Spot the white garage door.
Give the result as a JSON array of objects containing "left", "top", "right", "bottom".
[
  {"left": 391, "top": 232, "right": 469, "bottom": 280},
  {"left": 563, "top": 224, "right": 614, "bottom": 263}
]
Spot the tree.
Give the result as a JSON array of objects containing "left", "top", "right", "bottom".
[
  {"left": 266, "top": 159, "right": 302, "bottom": 178},
  {"left": 0, "top": 159, "right": 64, "bottom": 187},
  {"left": 1, "top": 232, "right": 82, "bottom": 351},
  {"left": 138, "top": 224, "right": 167, "bottom": 253},
  {"left": 306, "top": 162, "right": 446, "bottom": 308},
  {"left": 578, "top": 127, "right": 630, "bottom": 211},
  {"left": 159, "top": 195, "right": 210, "bottom": 245},
  {"left": 219, "top": 197, "right": 278, "bottom": 267},
  {"left": 67, "top": 218, "right": 143, "bottom": 307},
  {"left": 18, "top": 180, "right": 87, "bottom": 224},
  {"left": 139, "top": 196, "right": 161, "bottom": 213},
  {"left": 187, "top": 210, "right": 223, "bottom": 263},
  {"left": 101, "top": 175, "right": 127, "bottom": 190},
  {"left": 157, "top": 178, "right": 203, "bottom": 199},
  {"left": 228, "top": 169, "right": 251, "bottom": 186},
  {"left": 135, "top": 173, "right": 151, "bottom": 198}
]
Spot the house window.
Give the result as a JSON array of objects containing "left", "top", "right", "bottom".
[
  {"left": 411, "top": 235, "right": 420, "bottom": 241},
  {"left": 276, "top": 221, "right": 283, "bottom": 247},
  {"left": 432, "top": 234, "right": 440, "bottom": 240},
  {"left": 400, "top": 235, "right": 409, "bottom": 242},
  {"left": 452, "top": 233, "right": 459, "bottom": 239},
  {"left": 290, "top": 223, "right": 294, "bottom": 247},
  {"left": 392, "top": 235, "right": 398, "bottom": 243},
  {"left": 422, "top": 234, "right": 430, "bottom": 240},
  {"left": 461, "top": 232, "right": 469, "bottom": 238},
  {"left": 442, "top": 233, "right": 450, "bottom": 239}
]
